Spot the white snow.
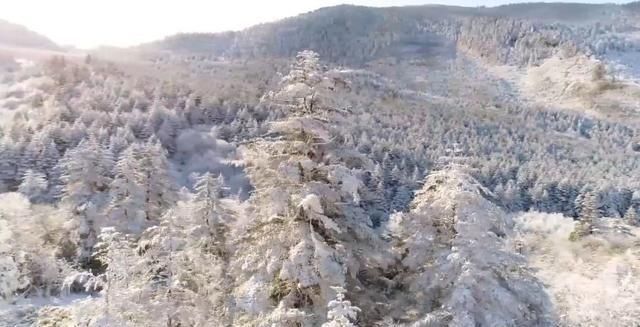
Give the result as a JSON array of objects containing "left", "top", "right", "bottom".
[{"left": 514, "top": 212, "right": 640, "bottom": 326}]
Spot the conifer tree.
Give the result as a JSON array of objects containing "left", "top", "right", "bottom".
[
  {"left": 18, "top": 169, "right": 48, "bottom": 202},
  {"left": 230, "top": 50, "right": 383, "bottom": 325},
  {"left": 322, "top": 287, "right": 361, "bottom": 327},
  {"left": 0, "top": 138, "right": 19, "bottom": 188},
  {"left": 624, "top": 206, "right": 638, "bottom": 227},
  {"left": 138, "top": 139, "right": 176, "bottom": 222},
  {"left": 571, "top": 191, "right": 599, "bottom": 240},
  {"left": 386, "top": 166, "right": 555, "bottom": 325},
  {"left": 192, "top": 172, "right": 228, "bottom": 255},
  {"left": 60, "top": 138, "right": 114, "bottom": 206},
  {"left": 59, "top": 137, "right": 114, "bottom": 262},
  {"left": 108, "top": 144, "right": 146, "bottom": 232}
]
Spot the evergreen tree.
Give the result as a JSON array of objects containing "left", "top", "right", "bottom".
[
  {"left": 229, "top": 51, "right": 383, "bottom": 325},
  {"left": 557, "top": 179, "right": 577, "bottom": 217},
  {"left": 322, "top": 287, "right": 361, "bottom": 327},
  {"left": 108, "top": 144, "right": 146, "bottom": 232},
  {"left": 504, "top": 179, "right": 522, "bottom": 211},
  {"left": 60, "top": 138, "right": 113, "bottom": 206},
  {"left": 0, "top": 219, "right": 28, "bottom": 301},
  {"left": 192, "top": 172, "right": 229, "bottom": 254},
  {"left": 108, "top": 127, "right": 135, "bottom": 159},
  {"left": 0, "top": 139, "right": 19, "bottom": 188},
  {"left": 38, "top": 139, "right": 61, "bottom": 177},
  {"left": 624, "top": 206, "right": 638, "bottom": 227},
  {"left": 391, "top": 185, "right": 411, "bottom": 213},
  {"left": 192, "top": 172, "right": 225, "bottom": 228},
  {"left": 59, "top": 137, "right": 114, "bottom": 262},
  {"left": 571, "top": 191, "right": 599, "bottom": 240},
  {"left": 18, "top": 169, "right": 48, "bottom": 202},
  {"left": 411, "top": 166, "right": 422, "bottom": 187},
  {"left": 138, "top": 139, "right": 176, "bottom": 222},
  {"left": 18, "top": 137, "right": 38, "bottom": 179},
  {"left": 386, "top": 167, "right": 555, "bottom": 326},
  {"left": 390, "top": 164, "right": 403, "bottom": 185}
]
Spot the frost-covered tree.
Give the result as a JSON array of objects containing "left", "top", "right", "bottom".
[
  {"left": 192, "top": 172, "right": 225, "bottom": 226},
  {"left": 390, "top": 185, "right": 411, "bottom": 213},
  {"left": 26, "top": 135, "right": 61, "bottom": 178},
  {"left": 571, "top": 191, "right": 599, "bottom": 240},
  {"left": 0, "top": 218, "right": 27, "bottom": 301},
  {"left": 108, "top": 127, "right": 135, "bottom": 159},
  {"left": 70, "top": 227, "right": 144, "bottom": 326},
  {"left": 267, "top": 50, "right": 339, "bottom": 116},
  {"left": 18, "top": 169, "right": 48, "bottom": 202},
  {"left": 59, "top": 138, "right": 114, "bottom": 206},
  {"left": 231, "top": 51, "right": 387, "bottom": 325},
  {"left": 386, "top": 166, "right": 556, "bottom": 326},
  {"left": 185, "top": 179, "right": 235, "bottom": 325},
  {"left": 107, "top": 144, "right": 146, "bottom": 232},
  {"left": 138, "top": 139, "right": 176, "bottom": 222},
  {"left": 0, "top": 138, "right": 19, "bottom": 188},
  {"left": 624, "top": 206, "right": 638, "bottom": 227},
  {"left": 0, "top": 193, "right": 72, "bottom": 301},
  {"left": 59, "top": 137, "right": 114, "bottom": 262},
  {"left": 322, "top": 286, "right": 361, "bottom": 327}
]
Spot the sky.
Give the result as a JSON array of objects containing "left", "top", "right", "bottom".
[{"left": 2, "top": 0, "right": 631, "bottom": 48}]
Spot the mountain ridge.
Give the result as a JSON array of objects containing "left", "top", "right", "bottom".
[
  {"left": 138, "top": 2, "right": 639, "bottom": 66},
  {"left": 0, "top": 19, "right": 59, "bottom": 50}
]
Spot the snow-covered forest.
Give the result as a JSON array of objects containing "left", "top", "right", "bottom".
[{"left": 2, "top": 2, "right": 640, "bottom": 326}]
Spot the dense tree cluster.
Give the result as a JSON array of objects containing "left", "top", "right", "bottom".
[
  {"left": 0, "top": 24, "right": 639, "bottom": 324},
  {"left": 135, "top": 5, "right": 640, "bottom": 225},
  {"left": 333, "top": 59, "right": 640, "bottom": 225}
]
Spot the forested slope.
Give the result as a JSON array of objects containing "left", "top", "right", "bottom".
[{"left": 1, "top": 2, "right": 640, "bottom": 326}]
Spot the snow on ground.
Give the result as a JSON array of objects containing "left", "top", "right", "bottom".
[
  {"left": 14, "top": 58, "right": 35, "bottom": 69},
  {"left": 486, "top": 53, "right": 640, "bottom": 119},
  {"left": 0, "top": 294, "right": 93, "bottom": 326},
  {"left": 513, "top": 212, "right": 640, "bottom": 326},
  {"left": 172, "top": 126, "right": 251, "bottom": 198}
]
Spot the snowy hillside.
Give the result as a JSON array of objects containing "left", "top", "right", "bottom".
[
  {"left": 1, "top": 1, "right": 640, "bottom": 326},
  {"left": 0, "top": 19, "right": 59, "bottom": 50}
]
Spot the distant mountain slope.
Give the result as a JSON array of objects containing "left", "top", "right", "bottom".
[
  {"left": 142, "top": 5, "right": 413, "bottom": 63},
  {"left": 624, "top": 1, "right": 640, "bottom": 12},
  {"left": 141, "top": 5, "right": 486, "bottom": 63},
  {"left": 141, "top": 2, "right": 637, "bottom": 65},
  {"left": 486, "top": 2, "right": 624, "bottom": 23},
  {"left": 0, "top": 19, "right": 59, "bottom": 50}
]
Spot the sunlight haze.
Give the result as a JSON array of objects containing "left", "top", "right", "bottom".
[{"left": 2, "top": 0, "right": 630, "bottom": 48}]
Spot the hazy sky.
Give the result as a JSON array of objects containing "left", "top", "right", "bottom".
[{"left": 2, "top": 0, "right": 630, "bottom": 48}]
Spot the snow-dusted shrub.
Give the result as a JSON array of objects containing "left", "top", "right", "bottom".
[{"left": 61, "top": 272, "right": 104, "bottom": 295}]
